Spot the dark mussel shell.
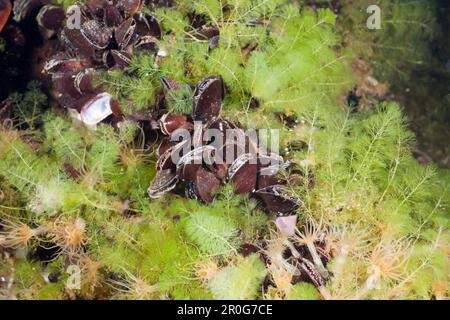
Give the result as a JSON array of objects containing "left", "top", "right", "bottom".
[
  {"left": 74, "top": 69, "right": 96, "bottom": 95},
  {"left": 104, "top": 3, "right": 123, "bottom": 27},
  {"left": 118, "top": 0, "right": 141, "bottom": 17},
  {"left": 204, "top": 156, "right": 228, "bottom": 180},
  {"left": 160, "top": 76, "right": 181, "bottom": 94},
  {"left": 86, "top": 0, "right": 107, "bottom": 19},
  {"left": 52, "top": 72, "right": 82, "bottom": 100},
  {"left": 176, "top": 148, "right": 210, "bottom": 182},
  {"left": 298, "top": 257, "right": 325, "bottom": 288},
  {"left": 185, "top": 181, "right": 198, "bottom": 200},
  {"left": 209, "top": 35, "right": 220, "bottom": 52},
  {"left": 159, "top": 113, "right": 187, "bottom": 136},
  {"left": 102, "top": 50, "right": 115, "bottom": 68},
  {"left": 195, "top": 25, "right": 220, "bottom": 53},
  {"left": 111, "top": 49, "right": 132, "bottom": 69},
  {"left": 178, "top": 162, "right": 202, "bottom": 182},
  {"left": 157, "top": 137, "right": 176, "bottom": 157},
  {"left": 62, "top": 25, "right": 97, "bottom": 58},
  {"left": 147, "top": 169, "right": 178, "bottom": 199},
  {"left": 257, "top": 173, "right": 286, "bottom": 190},
  {"left": 193, "top": 76, "right": 224, "bottom": 122},
  {"left": 115, "top": 17, "right": 137, "bottom": 50},
  {"left": 156, "top": 140, "right": 188, "bottom": 170},
  {"left": 196, "top": 25, "right": 219, "bottom": 40},
  {"left": 0, "top": 0, "right": 11, "bottom": 32},
  {"left": 134, "top": 12, "right": 161, "bottom": 39},
  {"left": 255, "top": 185, "right": 300, "bottom": 214},
  {"left": 134, "top": 35, "right": 158, "bottom": 52},
  {"left": 81, "top": 19, "right": 112, "bottom": 50},
  {"left": 205, "top": 118, "right": 243, "bottom": 145},
  {"left": 37, "top": 5, "right": 65, "bottom": 36},
  {"left": 193, "top": 167, "right": 220, "bottom": 204},
  {"left": 218, "top": 141, "right": 246, "bottom": 165},
  {"left": 242, "top": 42, "right": 258, "bottom": 59},
  {"left": 227, "top": 153, "right": 257, "bottom": 194},
  {"left": 258, "top": 153, "right": 285, "bottom": 176},
  {"left": 176, "top": 145, "right": 215, "bottom": 174},
  {"left": 257, "top": 153, "right": 290, "bottom": 189},
  {"left": 43, "top": 56, "right": 92, "bottom": 75}
]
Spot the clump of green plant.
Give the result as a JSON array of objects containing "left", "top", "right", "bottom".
[
  {"left": 207, "top": 254, "right": 267, "bottom": 300},
  {"left": 340, "top": 0, "right": 438, "bottom": 82},
  {"left": 9, "top": 81, "right": 47, "bottom": 129}
]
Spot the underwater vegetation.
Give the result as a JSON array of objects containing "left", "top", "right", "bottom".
[{"left": 0, "top": 0, "right": 449, "bottom": 300}]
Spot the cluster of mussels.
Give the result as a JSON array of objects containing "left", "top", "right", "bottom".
[
  {"left": 1, "top": 0, "right": 302, "bottom": 216},
  {"left": 25, "top": 0, "right": 161, "bottom": 127},
  {"left": 7, "top": 0, "right": 300, "bottom": 216},
  {"left": 149, "top": 75, "right": 301, "bottom": 216}
]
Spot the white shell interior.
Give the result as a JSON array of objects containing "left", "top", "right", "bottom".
[{"left": 80, "top": 92, "right": 113, "bottom": 126}]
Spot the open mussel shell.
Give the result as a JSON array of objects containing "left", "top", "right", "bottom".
[
  {"left": 275, "top": 214, "right": 298, "bottom": 237},
  {"left": 255, "top": 185, "right": 300, "bottom": 214},
  {"left": 134, "top": 12, "right": 161, "bottom": 39},
  {"left": 157, "top": 137, "right": 175, "bottom": 157},
  {"left": 192, "top": 167, "right": 221, "bottom": 204},
  {"left": 115, "top": 17, "right": 137, "bottom": 50},
  {"left": 102, "top": 50, "right": 115, "bottom": 68},
  {"left": 148, "top": 169, "right": 178, "bottom": 199},
  {"left": 79, "top": 92, "right": 115, "bottom": 126},
  {"left": 192, "top": 76, "right": 224, "bottom": 122},
  {"left": 0, "top": 0, "right": 11, "bottom": 32},
  {"left": 227, "top": 153, "right": 258, "bottom": 194},
  {"left": 37, "top": 5, "right": 65, "bottom": 38}
]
